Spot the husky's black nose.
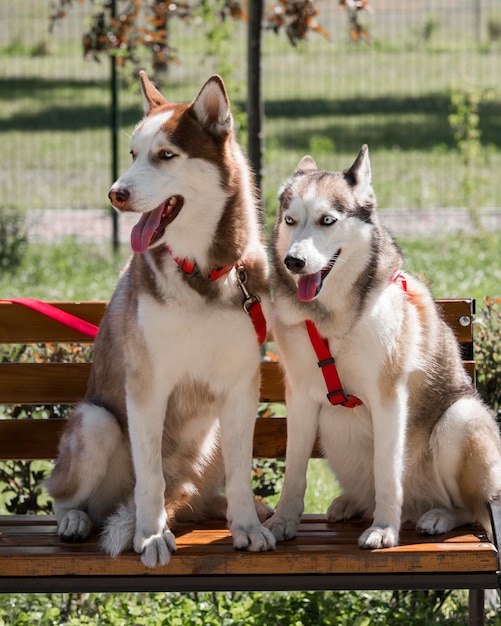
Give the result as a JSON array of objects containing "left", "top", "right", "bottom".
[
  {"left": 108, "top": 187, "right": 130, "bottom": 209},
  {"left": 284, "top": 255, "right": 306, "bottom": 273}
]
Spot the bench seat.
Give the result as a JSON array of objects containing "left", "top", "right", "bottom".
[{"left": 0, "top": 514, "right": 498, "bottom": 594}]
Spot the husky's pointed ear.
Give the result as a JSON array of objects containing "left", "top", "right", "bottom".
[
  {"left": 139, "top": 70, "right": 169, "bottom": 114},
  {"left": 295, "top": 155, "right": 318, "bottom": 174},
  {"left": 344, "top": 144, "right": 371, "bottom": 194},
  {"left": 190, "top": 75, "right": 232, "bottom": 137}
]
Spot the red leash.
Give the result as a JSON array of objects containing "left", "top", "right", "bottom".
[
  {"left": 2, "top": 263, "right": 267, "bottom": 346},
  {"left": 2, "top": 298, "right": 99, "bottom": 339},
  {"left": 235, "top": 264, "right": 267, "bottom": 346}
]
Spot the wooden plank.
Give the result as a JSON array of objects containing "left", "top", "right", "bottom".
[
  {"left": 0, "top": 363, "right": 91, "bottom": 404},
  {"left": 0, "top": 300, "right": 473, "bottom": 344},
  {"left": 0, "top": 416, "right": 317, "bottom": 461},
  {"left": 0, "top": 419, "right": 66, "bottom": 460},
  {"left": 0, "top": 515, "right": 496, "bottom": 578},
  {"left": 259, "top": 361, "right": 284, "bottom": 402},
  {"left": 0, "top": 417, "right": 295, "bottom": 461},
  {"left": 0, "top": 301, "right": 107, "bottom": 343},
  {"left": 0, "top": 362, "right": 284, "bottom": 406},
  {"left": 1, "top": 354, "right": 474, "bottom": 407}
]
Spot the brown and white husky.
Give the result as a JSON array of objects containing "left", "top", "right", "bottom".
[
  {"left": 47, "top": 72, "right": 275, "bottom": 568},
  {"left": 265, "top": 145, "right": 501, "bottom": 550}
]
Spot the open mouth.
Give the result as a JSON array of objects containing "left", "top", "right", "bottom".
[
  {"left": 130, "top": 195, "right": 184, "bottom": 253},
  {"left": 296, "top": 249, "right": 341, "bottom": 302}
]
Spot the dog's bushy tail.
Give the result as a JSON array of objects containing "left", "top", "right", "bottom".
[{"left": 100, "top": 503, "right": 135, "bottom": 557}]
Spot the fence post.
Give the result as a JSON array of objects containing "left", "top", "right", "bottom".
[
  {"left": 110, "top": 0, "right": 119, "bottom": 252},
  {"left": 247, "top": 0, "right": 264, "bottom": 211}
]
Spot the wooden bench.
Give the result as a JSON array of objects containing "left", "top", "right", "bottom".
[{"left": 0, "top": 299, "right": 500, "bottom": 625}]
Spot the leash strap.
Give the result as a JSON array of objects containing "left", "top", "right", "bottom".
[
  {"left": 235, "top": 264, "right": 267, "bottom": 346},
  {"left": 1, "top": 298, "right": 99, "bottom": 339},
  {"left": 247, "top": 300, "right": 267, "bottom": 346},
  {"left": 305, "top": 319, "right": 362, "bottom": 408}
]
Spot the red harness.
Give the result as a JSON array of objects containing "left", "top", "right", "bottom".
[{"left": 305, "top": 270, "right": 408, "bottom": 409}]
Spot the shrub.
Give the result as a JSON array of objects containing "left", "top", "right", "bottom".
[
  {"left": 475, "top": 297, "right": 501, "bottom": 420},
  {"left": 0, "top": 206, "right": 28, "bottom": 273}
]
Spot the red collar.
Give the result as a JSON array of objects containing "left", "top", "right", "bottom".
[
  {"left": 167, "top": 248, "right": 267, "bottom": 345},
  {"left": 169, "top": 251, "right": 234, "bottom": 282},
  {"left": 305, "top": 269, "right": 408, "bottom": 409}
]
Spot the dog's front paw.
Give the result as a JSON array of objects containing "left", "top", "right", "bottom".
[
  {"left": 327, "top": 494, "right": 362, "bottom": 522},
  {"left": 134, "top": 529, "right": 176, "bottom": 568},
  {"left": 264, "top": 514, "right": 299, "bottom": 542},
  {"left": 232, "top": 524, "right": 276, "bottom": 552},
  {"left": 358, "top": 524, "right": 398, "bottom": 549},
  {"left": 58, "top": 510, "right": 93, "bottom": 542},
  {"left": 416, "top": 508, "right": 456, "bottom": 535}
]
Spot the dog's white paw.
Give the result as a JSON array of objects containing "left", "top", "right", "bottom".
[
  {"left": 263, "top": 514, "right": 299, "bottom": 542},
  {"left": 58, "top": 510, "right": 92, "bottom": 542},
  {"left": 134, "top": 529, "right": 177, "bottom": 568},
  {"left": 232, "top": 524, "right": 276, "bottom": 552},
  {"left": 416, "top": 508, "right": 455, "bottom": 535},
  {"left": 358, "top": 524, "right": 398, "bottom": 549},
  {"left": 327, "top": 494, "right": 362, "bottom": 522}
]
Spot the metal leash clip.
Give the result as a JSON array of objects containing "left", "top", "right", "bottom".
[{"left": 235, "top": 263, "right": 261, "bottom": 314}]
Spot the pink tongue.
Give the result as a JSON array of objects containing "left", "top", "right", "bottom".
[
  {"left": 130, "top": 205, "right": 165, "bottom": 253},
  {"left": 297, "top": 272, "right": 322, "bottom": 302}
]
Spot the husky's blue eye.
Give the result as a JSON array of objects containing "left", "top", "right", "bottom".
[
  {"left": 321, "top": 215, "right": 337, "bottom": 226},
  {"left": 159, "top": 150, "right": 176, "bottom": 160},
  {"left": 284, "top": 215, "right": 295, "bottom": 226}
]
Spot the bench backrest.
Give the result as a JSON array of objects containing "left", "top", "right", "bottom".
[{"left": 0, "top": 299, "right": 475, "bottom": 462}]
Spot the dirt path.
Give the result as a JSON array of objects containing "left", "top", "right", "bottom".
[{"left": 25, "top": 208, "right": 501, "bottom": 245}]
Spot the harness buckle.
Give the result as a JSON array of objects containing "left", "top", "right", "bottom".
[
  {"left": 327, "top": 390, "right": 363, "bottom": 409},
  {"left": 327, "top": 389, "right": 350, "bottom": 406}
]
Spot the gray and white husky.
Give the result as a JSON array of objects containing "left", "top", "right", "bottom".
[
  {"left": 47, "top": 72, "right": 275, "bottom": 568},
  {"left": 265, "top": 145, "right": 501, "bottom": 550}
]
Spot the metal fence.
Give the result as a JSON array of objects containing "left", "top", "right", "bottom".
[{"left": 1, "top": 0, "right": 500, "bottom": 244}]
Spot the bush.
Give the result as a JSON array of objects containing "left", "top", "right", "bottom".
[
  {"left": 475, "top": 297, "right": 501, "bottom": 420},
  {"left": 0, "top": 206, "right": 28, "bottom": 272}
]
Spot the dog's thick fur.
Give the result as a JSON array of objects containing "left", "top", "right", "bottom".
[
  {"left": 46, "top": 72, "right": 275, "bottom": 567},
  {"left": 265, "top": 145, "right": 501, "bottom": 550}
]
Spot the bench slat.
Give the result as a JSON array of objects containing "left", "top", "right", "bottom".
[
  {"left": 0, "top": 417, "right": 295, "bottom": 461},
  {"left": 0, "top": 362, "right": 285, "bottom": 405},
  {"left": 0, "top": 299, "right": 473, "bottom": 343},
  {"left": 0, "top": 515, "right": 496, "bottom": 580},
  {"left": 0, "top": 302, "right": 107, "bottom": 343}
]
